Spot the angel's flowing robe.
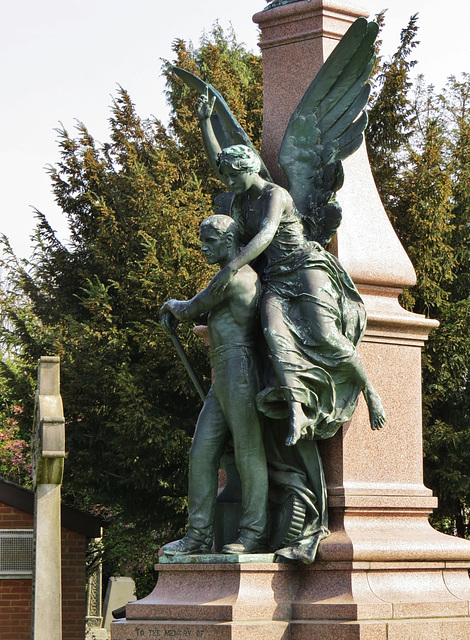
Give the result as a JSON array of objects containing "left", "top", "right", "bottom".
[{"left": 232, "top": 190, "right": 366, "bottom": 561}]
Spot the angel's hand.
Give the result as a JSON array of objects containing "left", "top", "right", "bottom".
[
  {"left": 209, "top": 265, "right": 234, "bottom": 296},
  {"left": 196, "top": 89, "right": 216, "bottom": 121}
]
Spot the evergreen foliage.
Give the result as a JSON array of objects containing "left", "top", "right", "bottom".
[
  {"left": 368, "top": 21, "right": 470, "bottom": 538},
  {"left": 0, "top": 26, "right": 263, "bottom": 590},
  {"left": 367, "top": 13, "right": 419, "bottom": 218}
]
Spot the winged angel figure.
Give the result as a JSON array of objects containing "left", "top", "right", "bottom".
[{"left": 173, "top": 18, "right": 385, "bottom": 561}]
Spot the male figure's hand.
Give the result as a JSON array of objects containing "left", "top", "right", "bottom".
[{"left": 160, "top": 300, "right": 182, "bottom": 332}]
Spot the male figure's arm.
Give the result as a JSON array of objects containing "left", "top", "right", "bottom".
[{"left": 160, "top": 274, "right": 227, "bottom": 323}]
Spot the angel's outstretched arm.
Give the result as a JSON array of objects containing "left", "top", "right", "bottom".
[
  {"left": 196, "top": 92, "right": 226, "bottom": 182},
  {"left": 172, "top": 66, "right": 272, "bottom": 184},
  {"left": 211, "top": 187, "right": 285, "bottom": 295},
  {"left": 230, "top": 189, "right": 284, "bottom": 270}
]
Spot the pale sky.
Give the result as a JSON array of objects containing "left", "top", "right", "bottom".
[{"left": 1, "top": 0, "right": 469, "bottom": 259}]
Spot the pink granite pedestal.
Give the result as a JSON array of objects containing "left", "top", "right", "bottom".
[
  {"left": 112, "top": 2, "right": 470, "bottom": 639},
  {"left": 111, "top": 562, "right": 295, "bottom": 639},
  {"left": 111, "top": 557, "right": 470, "bottom": 640}
]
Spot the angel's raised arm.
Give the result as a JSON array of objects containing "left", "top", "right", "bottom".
[
  {"left": 196, "top": 91, "right": 225, "bottom": 182},
  {"left": 171, "top": 66, "right": 272, "bottom": 184}
]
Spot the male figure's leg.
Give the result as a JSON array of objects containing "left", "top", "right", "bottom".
[
  {"left": 213, "top": 349, "right": 269, "bottom": 551},
  {"left": 162, "top": 390, "right": 229, "bottom": 555},
  {"left": 187, "top": 390, "right": 230, "bottom": 545}
]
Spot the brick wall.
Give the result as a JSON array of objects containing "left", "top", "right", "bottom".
[
  {"left": 62, "top": 529, "right": 87, "bottom": 640},
  {"left": 0, "top": 502, "right": 87, "bottom": 640},
  {"left": 0, "top": 579, "right": 32, "bottom": 640},
  {"left": 0, "top": 502, "right": 33, "bottom": 528},
  {"left": 0, "top": 503, "right": 33, "bottom": 640}
]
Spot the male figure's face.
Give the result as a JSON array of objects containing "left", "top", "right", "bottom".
[{"left": 199, "top": 225, "right": 230, "bottom": 266}]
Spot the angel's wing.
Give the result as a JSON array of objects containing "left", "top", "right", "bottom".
[
  {"left": 172, "top": 66, "right": 272, "bottom": 182},
  {"left": 279, "top": 18, "right": 378, "bottom": 244}
]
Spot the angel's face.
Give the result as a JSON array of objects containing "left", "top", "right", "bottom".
[{"left": 221, "top": 166, "right": 254, "bottom": 194}]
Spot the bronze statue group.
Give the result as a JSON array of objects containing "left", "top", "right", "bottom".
[{"left": 160, "top": 18, "right": 385, "bottom": 562}]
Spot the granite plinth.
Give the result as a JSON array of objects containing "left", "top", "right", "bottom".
[
  {"left": 124, "top": 563, "right": 298, "bottom": 623},
  {"left": 111, "top": 561, "right": 470, "bottom": 639},
  {"left": 111, "top": 563, "right": 295, "bottom": 639},
  {"left": 289, "top": 618, "right": 470, "bottom": 640},
  {"left": 293, "top": 560, "right": 470, "bottom": 621},
  {"left": 111, "top": 619, "right": 290, "bottom": 640},
  {"left": 112, "top": 618, "right": 470, "bottom": 640}
]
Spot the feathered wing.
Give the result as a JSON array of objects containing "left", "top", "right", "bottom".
[
  {"left": 279, "top": 18, "right": 378, "bottom": 244},
  {"left": 171, "top": 66, "right": 272, "bottom": 182}
]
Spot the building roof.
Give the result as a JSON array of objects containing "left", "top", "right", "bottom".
[{"left": 0, "top": 477, "right": 101, "bottom": 538}]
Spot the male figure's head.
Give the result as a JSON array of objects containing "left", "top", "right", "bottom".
[{"left": 199, "top": 215, "right": 239, "bottom": 267}]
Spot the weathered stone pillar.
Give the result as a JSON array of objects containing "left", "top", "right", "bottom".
[
  {"left": 253, "top": 1, "right": 470, "bottom": 637},
  {"left": 86, "top": 538, "right": 109, "bottom": 640},
  {"left": 31, "top": 356, "right": 65, "bottom": 640}
]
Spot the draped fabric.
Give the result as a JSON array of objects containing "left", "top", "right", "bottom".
[
  {"left": 263, "top": 416, "right": 330, "bottom": 562},
  {"left": 257, "top": 242, "right": 366, "bottom": 441},
  {"left": 232, "top": 192, "right": 366, "bottom": 562}
]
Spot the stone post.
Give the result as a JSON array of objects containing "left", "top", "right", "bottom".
[
  {"left": 31, "top": 356, "right": 65, "bottom": 640},
  {"left": 86, "top": 537, "right": 109, "bottom": 640}
]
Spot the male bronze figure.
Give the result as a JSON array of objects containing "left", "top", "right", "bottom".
[{"left": 160, "top": 215, "right": 268, "bottom": 555}]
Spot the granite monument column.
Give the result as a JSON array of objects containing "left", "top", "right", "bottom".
[{"left": 253, "top": 1, "right": 470, "bottom": 637}]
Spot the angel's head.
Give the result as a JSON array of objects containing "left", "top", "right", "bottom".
[
  {"left": 217, "top": 145, "right": 261, "bottom": 174},
  {"left": 217, "top": 145, "right": 261, "bottom": 194}
]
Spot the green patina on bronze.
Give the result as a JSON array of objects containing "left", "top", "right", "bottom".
[
  {"left": 161, "top": 215, "right": 269, "bottom": 556},
  {"left": 162, "top": 18, "right": 385, "bottom": 563}
]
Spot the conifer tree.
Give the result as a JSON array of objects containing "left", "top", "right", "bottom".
[
  {"left": 420, "top": 76, "right": 470, "bottom": 537},
  {"left": 367, "top": 14, "right": 419, "bottom": 217},
  {"left": 368, "top": 18, "right": 470, "bottom": 538},
  {"left": 0, "top": 27, "right": 263, "bottom": 590}
]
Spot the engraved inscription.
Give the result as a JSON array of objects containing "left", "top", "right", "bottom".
[{"left": 127, "top": 628, "right": 205, "bottom": 639}]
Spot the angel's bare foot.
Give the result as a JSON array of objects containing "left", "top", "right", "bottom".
[
  {"left": 285, "top": 401, "right": 310, "bottom": 446},
  {"left": 363, "top": 385, "right": 386, "bottom": 430}
]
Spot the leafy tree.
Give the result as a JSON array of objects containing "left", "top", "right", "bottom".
[
  {"left": 0, "top": 402, "right": 32, "bottom": 487},
  {"left": 0, "top": 284, "right": 36, "bottom": 486},
  {"left": 0, "top": 26, "right": 263, "bottom": 591}
]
